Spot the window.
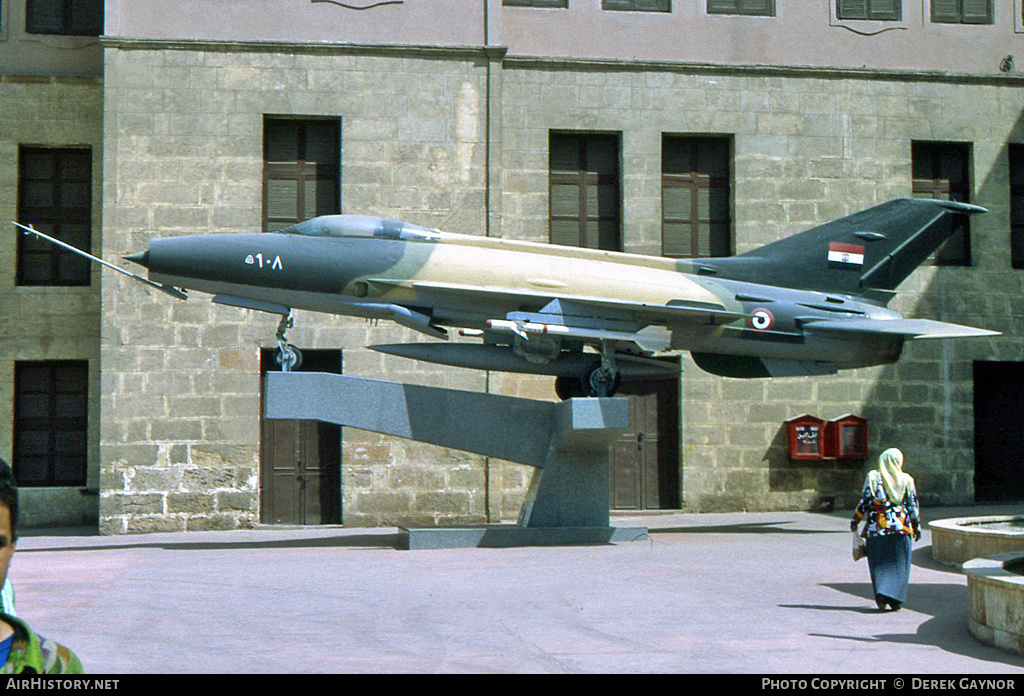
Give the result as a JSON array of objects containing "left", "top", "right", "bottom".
[
  {"left": 603, "top": 0, "right": 671, "bottom": 11},
  {"left": 17, "top": 147, "right": 92, "bottom": 286},
  {"left": 1010, "top": 145, "right": 1024, "bottom": 269},
  {"left": 931, "top": 0, "right": 993, "bottom": 23},
  {"left": 837, "top": 0, "right": 902, "bottom": 20},
  {"left": 26, "top": 0, "right": 103, "bottom": 36},
  {"left": 912, "top": 141, "right": 972, "bottom": 266},
  {"left": 14, "top": 361, "right": 88, "bottom": 487},
  {"left": 263, "top": 118, "right": 341, "bottom": 232},
  {"left": 662, "top": 136, "right": 731, "bottom": 258},
  {"left": 504, "top": 0, "right": 567, "bottom": 6},
  {"left": 708, "top": 0, "right": 775, "bottom": 15},
  {"left": 549, "top": 133, "right": 622, "bottom": 251}
]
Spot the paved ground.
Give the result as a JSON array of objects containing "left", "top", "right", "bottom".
[{"left": 11, "top": 505, "right": 1024, "bottom": 674}]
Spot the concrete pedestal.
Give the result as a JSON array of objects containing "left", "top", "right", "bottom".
[{"left": 264, "top": 372, "right": 647, "bottom": 548}]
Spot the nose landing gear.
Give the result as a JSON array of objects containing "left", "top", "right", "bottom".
[{"left": 275, "top": 310, "right": 302, "bottom": 372}]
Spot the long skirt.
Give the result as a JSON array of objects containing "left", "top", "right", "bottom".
[{"left": 866, "top": 533, "right": 913, "bottom": 603}]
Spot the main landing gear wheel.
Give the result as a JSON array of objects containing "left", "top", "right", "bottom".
[
  {"left": 585, "top": 361, "right": 621, "bottom": 398},
  {"left": 274, "top": 310, "right": 302, "bottom": 372},
  {"left": 554, "top": 362, "right": 622, "bottom": 400}
]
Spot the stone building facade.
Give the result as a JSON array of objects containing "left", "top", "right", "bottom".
[{"left": 2, "top": 0, "right": 1024, "bottom": 532}]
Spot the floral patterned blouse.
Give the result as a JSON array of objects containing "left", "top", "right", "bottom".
[{"left": 851, "top": 470, "right": 921, "bottom": 539}]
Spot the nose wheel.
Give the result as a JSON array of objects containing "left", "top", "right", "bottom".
[{"left": 275, "top": 311, "right": 302, "bottom": 372}]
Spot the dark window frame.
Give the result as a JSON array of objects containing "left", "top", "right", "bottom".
[
  {"left": 1010, "top": 144, "right": 1024, "bottom": 269},
  {"left": 708, "top": 0, "right": 776, "bottom": 15},
  {"left": 661, "top": 135, "right": 733, "bottom": 259},
  {"left": 17, "top": 146, "right": 93, "bottom": 287},
  {"left": 602, "top": 0, "right": 671, "bottom": 12},
  {"left": 14, "top": 360, "right": 89, "bottom": 488},
  {"left": 912, "top": 141, "right": 973, "bottom": 266},
  {"left": 503, "top": 0, "right": 568, "bottom": 6},
  {"left": 836, "top": 0, "right": 903, "bottom": 20},
  {"left": 930, "top": 0, "right": 993, "bottom": 24},
  {"left": 549, "top": 132, "right": 623, "bottom": 251},
  {"left": 26, "top": 0, "right": 103, "bottom": 36},
  {"left": 263, "top": 117, "right": 342, "bottom": 233}
]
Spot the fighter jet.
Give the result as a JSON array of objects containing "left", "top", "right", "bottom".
[{"left": 12, "top": 198, "right": 998, "bottom": 397}]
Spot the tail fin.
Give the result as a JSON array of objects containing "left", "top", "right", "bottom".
[{"left": 696, "top": 199, "right": 986, "bottom": 300}]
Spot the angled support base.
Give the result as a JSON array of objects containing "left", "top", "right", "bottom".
[{"left": 264, "top": 372, "right": 647, "bottom": 548}]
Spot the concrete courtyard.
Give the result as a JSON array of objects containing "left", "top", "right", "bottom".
[{"left": 11, "top": 505, "right": 1024, "bottom": 673}]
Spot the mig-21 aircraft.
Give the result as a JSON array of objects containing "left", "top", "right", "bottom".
[{"left": 13, "top": 197, "right": 998, "bottom": 398}]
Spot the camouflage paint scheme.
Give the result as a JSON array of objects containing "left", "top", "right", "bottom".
[{"left": 110, "top": 198, "right": 995, "bottom": 396}]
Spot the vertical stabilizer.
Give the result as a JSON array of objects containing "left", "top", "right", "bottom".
[{"left": 696, "top": 199, "right": 986, "bottom": 299}]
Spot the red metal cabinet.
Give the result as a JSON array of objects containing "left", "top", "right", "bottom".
[
  {"left": 785, "top": 414, "right": 867, "bottom": 462},
  {"left": 786, "top": 415, "right": 826, "bottom": 462},
  {"left": 828, "top": 414, "right": 868, "bottom": 461}
]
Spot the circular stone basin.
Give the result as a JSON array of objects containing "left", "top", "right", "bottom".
[
  {"left": 930, "top": 516, "right": 1024, "bottom": 565},
  {"left": 964, "top": 553, "right": 1024, "bottom": 655}
]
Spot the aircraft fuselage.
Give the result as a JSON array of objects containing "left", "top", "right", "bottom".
[{"left": 138, "top": 224, "right": 903, "bottom": 374}]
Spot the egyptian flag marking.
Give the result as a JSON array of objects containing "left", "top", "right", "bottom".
[{"left": 828, "top": 242, "right": 865, "bottom": 270}]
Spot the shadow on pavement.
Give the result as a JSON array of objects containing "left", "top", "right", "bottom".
[
  {"left": 17, "top": 532, "right": 404, "bottom": 553},
  {"left": 785, "top": 581, "right": 1024, "bottom": 669},
  {"left": 647, "top": 521, "right": 846, "bottom": 535}
]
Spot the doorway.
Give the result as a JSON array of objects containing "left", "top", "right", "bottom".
[
  {"left": 609, "top": 377, "right": 681, "bottom": 510},
  {"left": 259, "top": 349, "right": 342, "bottom": 524},
  {"left": 974, "top": 361, "right": 1024, "bottom": 502}
]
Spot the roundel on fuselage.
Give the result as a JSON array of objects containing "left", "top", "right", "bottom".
[{"left": 749, "top": 308, "right": 775, "bottom": 331}]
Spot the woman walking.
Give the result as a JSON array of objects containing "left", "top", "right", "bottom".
[{"left": 851, "top": 448, "right": 921, "bottom": 611}]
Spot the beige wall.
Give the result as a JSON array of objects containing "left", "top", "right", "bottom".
[
  {"left": 107, "top": 0, "right": 1024, "bottom": 76},
  {"left": 105, "top": 0, "right": 493, "bottom": 48},
  {"left": 504, "top": 0, "right": 1024, "bottom": 74}
]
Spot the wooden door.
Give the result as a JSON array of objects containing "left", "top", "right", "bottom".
[
  {"left": 609, "top": 378, "right": 680, "bottom": 510},
  {"left": 260, "top": 350, "right": 342, "bottom": 524}
]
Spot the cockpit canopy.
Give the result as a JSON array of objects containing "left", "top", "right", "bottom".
[{"left": 279, "top": 215, "right": 440, "bottom": 242}]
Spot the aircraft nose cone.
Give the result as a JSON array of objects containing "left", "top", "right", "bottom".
[{"left": 123, "top": 251, "right": 149, "bottom": 268}]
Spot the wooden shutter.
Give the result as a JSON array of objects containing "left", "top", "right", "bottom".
[
  {"left": 263, "top": 119, "right": 340, "bottom": 232},
  {"left": 741, "top": 0, "right": 774, "bottom": 13},
  {"left": 603, "top": 0, "right": 670, "bottom": 10},
  {"left": 18, "top": 147, "right": 92, "bottom": 286},
  {"left": 961, "top": 0, "right": 992, "bottom": 22},
  {"left": 14, "top": 361, "right": 88, "bottom": 487},
  {"left": 838, "top": 0, "right": 899, "bottom": 20},
  {"left": 549, "top": 133, "right": 621, "bottom": 251},
  {"left": 26, "top": 0, "right": 63, "bottom": 33},
  {"left": 662, "top": 137, "right": 731, "bottom": 259},
  {"left": 870, "top": 0, "right": 900, "bottom": 20},
  {"left": 838, "top": 0, "right": 868, "bottom": 19},
  {"left": 912, "top": 141, "right": 971, "bottom": 266},
  {"left": 931, "top": 0, "right": 962, "bottom": 22},
  {"left": 708, "top": 0, "right": 740, "bottom": 12}
]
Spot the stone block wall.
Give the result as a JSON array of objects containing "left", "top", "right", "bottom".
[
  {"left": 99, "top": 42, "right": 515, "bottom": 533},
  {"left": 0, "top": 75, "right": 103, "bottom": 528},
  {"left": 94, "top": 40, "right": 1024, "bottom": 530},
  {"left": 501, "top": 61, "right": 1024, "bottom": 512}
]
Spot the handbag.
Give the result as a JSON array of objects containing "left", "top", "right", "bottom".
[{"left": 852, "top": 530, "right": 867, "bottom": 561}]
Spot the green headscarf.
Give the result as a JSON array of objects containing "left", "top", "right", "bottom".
[{"left": 878, "top": 447, "right": 914, "bottom": 502}]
